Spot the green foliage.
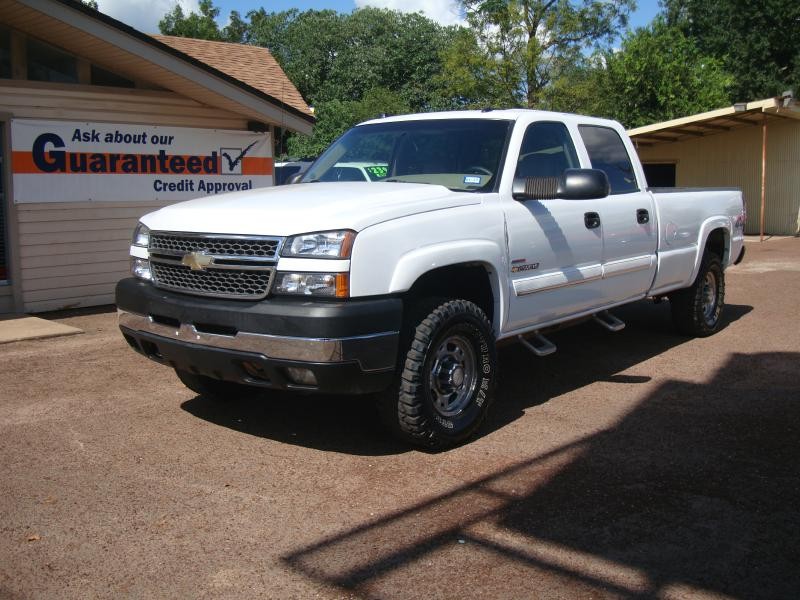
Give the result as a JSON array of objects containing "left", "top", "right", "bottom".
[
  {"left": 244, "top": 7, "right": 457, "bottom": 111},
  {"left": 556, "top": 20, "right": 733, "bottom": 128},
  {"left": 286, "top": 88, "right": 410, "bottom": 159},
  {"left": 81, "top": 0, "right": 98, "bottom": 9},
  {"left": 449, "top": 0, "right": 635, "bottom": 108},
  {"left": 158, "top": 0, "right": 242, "bottom": 42},
  {"left": 663, "top": 0, "right": 800, "bottom": 101}
]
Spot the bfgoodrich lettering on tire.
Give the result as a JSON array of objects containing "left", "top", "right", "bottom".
[
  {"left": 669, "top": 252, "right": 725, "bottom": 337},
  {"left": 380, "top": 299, "right": 497, "bottom": 449}
]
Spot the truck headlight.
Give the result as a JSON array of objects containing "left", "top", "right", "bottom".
[
  {"left": 273, "top": 272, "right": 349, "bottom": 298},
  {"left": 282, "top": 230, "right": 355, "bottom": 259},
  {"left": 130, "top": 257, "right": 152, "bottom": 280},
  {"left": 132, "top": 222, "right": 150, "bottom": 247}
]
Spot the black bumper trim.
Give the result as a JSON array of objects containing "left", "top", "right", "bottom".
[{"left": 121, "top": 327, "right": 396, "bottom": 395}]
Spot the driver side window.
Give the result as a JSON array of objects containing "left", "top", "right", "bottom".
[{"left": 515, "top": 122, "right": 580, "bottom": 179}]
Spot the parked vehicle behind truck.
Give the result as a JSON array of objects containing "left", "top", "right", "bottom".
[{"left": 117, "top": 109, "right": 746, "bottom": 448}]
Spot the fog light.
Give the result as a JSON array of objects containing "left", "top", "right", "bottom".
[
  {"left": 131, "top": 257, "right": 152, "bottom": 280},
  {"left": 284, "top": 367, "right": 318, "bottom": 386}
]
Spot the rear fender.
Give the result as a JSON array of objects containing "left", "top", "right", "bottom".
[{"left": 687, "top": 218, "right": 731, "bottom": 284}]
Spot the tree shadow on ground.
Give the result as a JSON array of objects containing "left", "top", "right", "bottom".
[{"left": 282, "top": 350, "right": 799, "bottom": 599}]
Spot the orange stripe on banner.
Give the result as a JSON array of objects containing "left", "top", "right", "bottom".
[
  {"left": 12, "top": 152, "right": 39, "bottom": 174},
  {"left": 242, "top": 156, "right": 273, "bottom": 175}
]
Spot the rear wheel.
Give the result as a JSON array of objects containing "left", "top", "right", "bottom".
[
  {"left": 175, "top": 369, "right": 258, "bottom": 401},
  {"left": 669, "top": 252, "right": 725, "bottom": 337},
  {"left": 379, "top": 299, "right": 497, "bottom": 449}
]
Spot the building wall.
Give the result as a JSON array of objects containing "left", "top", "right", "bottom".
[
  {"left": 1, "top": 81, "right": 250, "bottom": 313},
  {"left": 635, "top": 117, "right": 800, "bottom": 236}
]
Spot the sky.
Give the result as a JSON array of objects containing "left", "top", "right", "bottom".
[{"left": 96, "top": 0, "right": 662, "bottom": 35}]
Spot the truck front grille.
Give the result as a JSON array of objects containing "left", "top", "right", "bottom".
[
  {"left": 149, "top": 233, "right": 280, "bottom": 258},
  {"left": 148, "top": 232, "right": 281, "bottom": 300},
  {"left": 151, "top": 263, "right": 274, "bottom": 300}
]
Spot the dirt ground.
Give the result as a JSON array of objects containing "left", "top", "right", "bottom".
[{"left": 1, "top": 237, "right": 798, "bottom": 600}]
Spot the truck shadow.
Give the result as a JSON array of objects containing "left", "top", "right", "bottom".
[
  {"left": 281, "top": 350, "right": 799, "bottom": 599},
  {"left": 180, "top": 300, "right": 752, "bottom": 455},
  {"left": 486, "top": 300, "right": 751, "bottom": 435}
]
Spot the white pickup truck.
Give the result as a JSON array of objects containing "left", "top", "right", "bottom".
[{"left": 117, "top": 109, "right": 746, "bottom": 448}]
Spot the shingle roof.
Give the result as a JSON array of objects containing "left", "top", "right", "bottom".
[{"left": 152, "top": 35, "right": 312, "bottom": 118}]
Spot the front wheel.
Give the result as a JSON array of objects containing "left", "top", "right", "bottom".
[
  {"left": 380, "top": 299, "right": 497, "bottom": 449},
  {"left": 669, "top": 252, "right": 725, "bottom": 337}
]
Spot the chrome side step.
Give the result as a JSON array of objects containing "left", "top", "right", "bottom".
[
  {"left": 517, "top": 332, "right": 557, "bottom": 357},
  {"left": 593, "top": 310, "right": 625, "bottom": 332}
]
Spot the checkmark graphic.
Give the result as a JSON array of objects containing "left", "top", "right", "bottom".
[{"left": 221, "top": 141, "right": 258, "bottom": 172}]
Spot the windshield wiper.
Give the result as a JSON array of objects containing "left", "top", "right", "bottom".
[{"left": 383, "top": 178, "right": 431, "bottom": 184}]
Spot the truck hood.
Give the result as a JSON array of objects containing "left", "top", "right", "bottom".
[{"left": 140, "top": 182, "right": 482, "bottom": 236}]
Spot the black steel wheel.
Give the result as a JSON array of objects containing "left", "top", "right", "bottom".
[{"left": 379, "top": 299, "right": 497, "bottom": 449}]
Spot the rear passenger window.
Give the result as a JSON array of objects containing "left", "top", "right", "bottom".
[
  {"left": 578, "top": 125, "right": 639, "bottom": 194},
  {"left": 515, "top": 122, "right": 579, "bottom": 179}
]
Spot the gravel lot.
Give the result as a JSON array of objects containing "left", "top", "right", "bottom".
[{"left": 1, "top": 238, "right": 798, "bottom": 600}]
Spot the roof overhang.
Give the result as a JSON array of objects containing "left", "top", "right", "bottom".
[
  {"left": 1, "top": 0, "right": 314, "bottom": 134},
  {"left": 628, "top": 95, "right": 799, "bottom": 147}
]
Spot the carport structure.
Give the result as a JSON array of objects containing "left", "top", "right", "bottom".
[{"left": 629, "top": 94, "right": 800, "bottom": 239}]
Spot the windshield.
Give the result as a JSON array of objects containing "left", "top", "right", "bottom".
[{"left": 303, "top": 118, "right": 513, "bottom": 192}]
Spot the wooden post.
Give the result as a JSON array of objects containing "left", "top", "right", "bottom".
[{"left": 760, "top": 116, "right": 767, "bottom": 241}]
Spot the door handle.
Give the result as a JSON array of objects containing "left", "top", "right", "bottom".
[
  {"left": 584, "top": 212, "right": 601, "bottom": 229},
  {"left": 637, "top": 208, "right": 650, "bottom": 224}
]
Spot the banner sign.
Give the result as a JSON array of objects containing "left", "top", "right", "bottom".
[{"left": 10, "top": 119, "right": 273, "bottom": 203}]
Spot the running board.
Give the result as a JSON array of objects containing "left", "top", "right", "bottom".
[
  {"left": 593, "top": 310, "right": 625, "bottom": 332},
  {"left": 517, "top": 332, "right": 557, "bottom": 357}
]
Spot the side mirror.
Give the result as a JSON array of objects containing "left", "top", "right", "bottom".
[
  {"left": 287, "top": 173, "right": 304, "bottom": 185},
  {"left": 512, "top": 168, "right": 610, "bottom": 201}
]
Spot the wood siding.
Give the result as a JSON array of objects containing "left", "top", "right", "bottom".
[
  {"left": 16, "top": 200, "right": 171, "bottom": 312},
  {"left": 0, "top": 81, "right": 249, "bottom": 129},
  {"left": 1, "top": 83, "right": 251, "bottom": 313},
  {"left": 636, "top": 117, "right": 800, "bottom": 236}
]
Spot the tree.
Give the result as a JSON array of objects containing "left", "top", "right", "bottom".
[
  {"left": 158, "top": 0, "right": 243, "bottom": 42},
  {"left": 286, "top": 87, "right": 410, "bottom": 158},
  {"left": 451, "top": 0, "right": 634, "bottom": 108},
  {"left": 663, "top": 0, "right": 800, "bottom": 101},
  {"left": 551, "top": 20, "right": 733, "bottom": 127},
  {"left": 245, "top": 7, "right": 457, "bottom": 110}
]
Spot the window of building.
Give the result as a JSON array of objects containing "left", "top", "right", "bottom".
[
  {"left": 27, "top": 38, "right": 78, "bottom": 83},
  {"left": 0, "top": 28, "right": 10, "bottom": 79},
  {"left": 91, "top": 64, "right": 134, "bottom": 88},
  {"left": 578, "top": 125, "right": 639, "bottom": 194},
  {"left": 643, "top": 163, "right": 677, "bottom": 188}
]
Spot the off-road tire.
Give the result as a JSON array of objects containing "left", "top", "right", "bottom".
[
  {"left": 669, "top": 252, "right": 725, "bottom": 337},
  {"left": 175, "top": 369, "right": 257, "bottom": 401},
  {"left": 379, "top": 299, "right": 497, "bottom": 449}
]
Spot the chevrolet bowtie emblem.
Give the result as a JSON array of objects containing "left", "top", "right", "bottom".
[{"left": 181, "top": 251, "right": 214, "bottom": 271}]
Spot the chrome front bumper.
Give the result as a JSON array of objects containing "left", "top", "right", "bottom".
[{"left": 118, "top": 309, "right": 399, "bottom": 372}]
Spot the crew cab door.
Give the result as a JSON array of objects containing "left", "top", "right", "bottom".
[
  {"left": 502, "top": 121, "right": 605, "bottom": 331},
  {"left": 577, "top": 125, "right": 658, "bottom": 304}
]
